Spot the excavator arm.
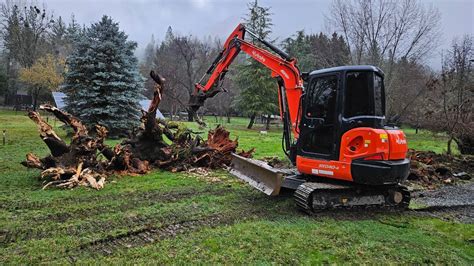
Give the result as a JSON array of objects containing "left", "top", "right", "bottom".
[{"left": 190, "top": 24, "right": 304, "bottom": 143}]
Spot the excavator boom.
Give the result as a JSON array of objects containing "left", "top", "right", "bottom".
[{"left": 190, "top": 23, "right": 303, "bottom": 139}]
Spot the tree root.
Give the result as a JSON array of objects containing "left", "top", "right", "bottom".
[{"left": 22, "top": 70, "right": 253, "bottom": 190}]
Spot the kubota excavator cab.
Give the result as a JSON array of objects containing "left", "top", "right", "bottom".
[{"left": 294, "top": 65, "right": 410, "bottom": 186}]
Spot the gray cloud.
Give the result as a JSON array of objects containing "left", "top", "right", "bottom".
[{"left": 45, "top": 0, "right": 473, "bottom": 69}]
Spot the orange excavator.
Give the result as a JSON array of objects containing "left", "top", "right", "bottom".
[{"left": 189, "top": 24, "right": 411, "bottom": 212}]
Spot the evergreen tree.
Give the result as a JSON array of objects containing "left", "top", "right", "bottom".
[
  {"left": 62, "top": 15, "right": 144, "bottom": 137},
  {"left": 282, "top": 30, "right": 313, "bottom": 71},
  {"left": 63, "top": 15, "right": 83, "bottom": 54},
  {"left": 0, "top": 63, "right": 7, "bottom": 101},
  {"left": 50, "top": 16, "right": 67, "bottom": 57},
  {"left": 283, "top": 31, "right": 350, "bottom": 72},
  {"left": 233, "top": 0, "right": 277, "bottom": 129}
]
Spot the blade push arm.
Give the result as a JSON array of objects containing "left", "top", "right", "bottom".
[{"left": 191, "top": 23, "right": 304, "bottom": 137}]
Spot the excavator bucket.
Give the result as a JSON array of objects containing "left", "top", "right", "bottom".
[{"left": 229, "top": 153, "right": 285, "bottom": 196}]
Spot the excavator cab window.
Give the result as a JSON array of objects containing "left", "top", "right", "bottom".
[
  {"left": 305, "top": 75, "right": 337, "bottom": 120},
  {"left": 299, "top": 74, "right": 338, "bottom": 157},
  {"left": 344, "top": 71, "right": 385, "bottom": 118},
  {"left": 373, "top": 74, "right": 384, "bottom": 116}
]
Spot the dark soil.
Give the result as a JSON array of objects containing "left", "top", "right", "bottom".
[{"left": 408, "top": 149, "right": 473, "bottom": 189}]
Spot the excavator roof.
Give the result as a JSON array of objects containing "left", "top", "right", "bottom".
[{"left": 309, "top": 65, "right": 384, "bottom": 77}]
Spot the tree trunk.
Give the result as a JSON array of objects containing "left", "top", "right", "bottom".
[
  {"left": 247, "top": 113, "right": 256, "bottom": 129},
  {"left": 187, "top": 108, "right": 195, "bottom": 122},
  {"left": 447, "top": 137, "right": 453, "bottom": 155},
  {"left": 227, "top": 113, "right": 231, "bottom": 124},
  {"left": 265, "top": 114, "right": 271, "bottom": 130},
  {"left": 32, "top": 88, "right": 39, "bottom": 111},
  {"left": 455, "top": 135, "right": 474, "bottom": 155}
]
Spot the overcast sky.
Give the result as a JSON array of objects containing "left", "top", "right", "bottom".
[{"left": 45, "top": 0, "right": 473, "bottom": 69}]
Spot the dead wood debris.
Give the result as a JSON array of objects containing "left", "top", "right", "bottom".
[
  {"left": 407, "top": 149, "right": 473, "bottom": 188},
  {"left": 22, "top": 70, "right": 253, "bottom": 190}
]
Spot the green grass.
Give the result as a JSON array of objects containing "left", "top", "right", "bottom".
[
  {"left": 183, "top": 116, "right": 457, "bottom": 157},
  {"left": 0, "top": 110, "right": 472, "bottom": 264},
  {"left": 403, "top": 127, "right": 459, "bottom": 154}
]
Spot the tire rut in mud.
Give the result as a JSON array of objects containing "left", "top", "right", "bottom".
[
  {"left": 0, "top": 187, "right": 233, "bottom": 247},
  {"left": 65, "top": 194, "right": 281, "bottom": 261},
  {"left": 71, "top": 214, "right": 231, "bottom": 260},
  {"left": 42, "top": 187, "right": 232, "bottom": 223}
]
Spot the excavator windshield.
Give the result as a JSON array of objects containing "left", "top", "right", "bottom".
[{"left": 344, "top": 71, "right": 385, "bottom": 118}]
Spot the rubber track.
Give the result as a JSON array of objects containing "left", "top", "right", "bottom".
[
  {"left": 294, "top": 183, "right": 411, "bottom": 213},
  {"left": 294, "top": 183, "right": 315, "bottom": 212}
]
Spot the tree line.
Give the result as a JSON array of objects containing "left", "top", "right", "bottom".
[
  {"left": 0, "top": 0, "right": 471, "bottom": 154},
  {"left": 138, "top": 0, "right": 472, "bottom": 153},
  {"left": 0, "top": 1, "right": 81, "bottom": 109}
]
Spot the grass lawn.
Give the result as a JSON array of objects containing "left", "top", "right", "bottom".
[{"left": 0, "top": 110, "right": 472, "bottom": 264}]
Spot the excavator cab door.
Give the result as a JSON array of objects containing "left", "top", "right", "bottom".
[{"left": 297, "top": 73, "right": 339, "bottom": 160}]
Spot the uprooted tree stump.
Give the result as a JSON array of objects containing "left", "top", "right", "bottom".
[{"left": 22, "top": 70, "right": 252, "bottom": 189}]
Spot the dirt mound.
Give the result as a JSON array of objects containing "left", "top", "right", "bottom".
[{"left": 407, "top": 149, "right": 473, "bottom": 188}]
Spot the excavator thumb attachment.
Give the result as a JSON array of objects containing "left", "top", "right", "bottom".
[{"left": 229, "top": 153, "right": 285, "bottom": 196}]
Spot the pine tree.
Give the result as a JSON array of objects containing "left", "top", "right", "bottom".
[
  {"left": 65, "top": 15, "right": 84, "bottom": 53},
  {"left": 50, "top": 16, "right": 67, "bottom": 57},
  {"left": 62, "top": 15, "right": 144, "bottom": 137},
  {"left": 233, "top": 0, "right": 277, "bottom": 129},
  {"left": 283, "top": 31, "right": 350, "bottom": 72}
]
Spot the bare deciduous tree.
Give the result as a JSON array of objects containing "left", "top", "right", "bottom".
[
  {"left": 0, "top": 0, "right": 56, "bottom": 105},
  {"left": 422, "top": 35, "right": 473, "bottom": 154},
  {"left": 328, "top": 0, "right": 440, "bottom": 66},
  {"left": 0, "top": 0, "right": 54, "bottom": 68},
  {"left": 151, "top": 27, "right": 218, "bottom": 121},
  {"left": 327, "top": 0, "right": 441, "bottom": 119}
]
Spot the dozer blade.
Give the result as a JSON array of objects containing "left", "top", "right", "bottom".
[{"left": 229, "top": 153, "right": 285, "bottom": 196}]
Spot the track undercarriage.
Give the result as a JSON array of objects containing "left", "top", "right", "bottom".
[
  {"left": 294, "top": 182, "right": 410, "bottom": 213},
  {"left": 230, "top": 153, "right": 411, "bottom": 212}
]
